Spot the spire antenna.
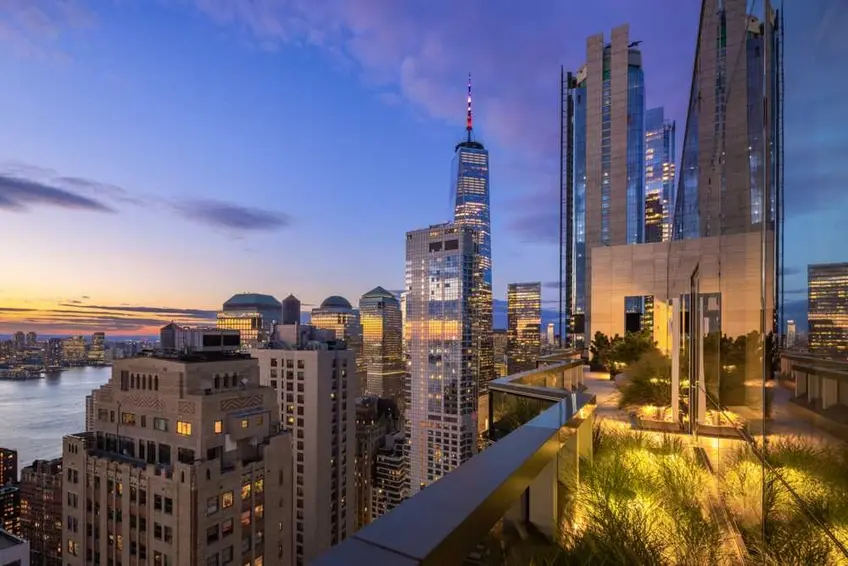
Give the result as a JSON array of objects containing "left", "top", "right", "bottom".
[{"left": 466, "top": 72, "right": 473, "bottom": 142}]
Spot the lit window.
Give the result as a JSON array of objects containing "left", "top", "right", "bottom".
[
  {"left": 241, "top": 509, "right": 251, "bottom": 527},
  {"left": 241, "top": 481, "right": 251, "bottom": 500},
  {"left": 214, "top": 420, "right": 223, "bottom": 434},
  {"left": 254, "top": 504, "right": 264, "bottom": 519},
  {"left": 222, "top": 491, "right": 234, "bottom": 509},
  {"left": 241, "top": 419, "right": 249, "bottom": 429},
  {"left": 176, "top": 421, "right": 192, "bottom": 436},
  {"left": 254, "top": 478, "right": 264, "bottom": 494},
  {"left": 255, "top": 557, "right": 263, "bottom": 566},
  {"left": 257, "top": 415, "right": 263, "bottom": 426}
]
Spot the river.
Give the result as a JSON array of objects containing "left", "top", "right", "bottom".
[{"left": 0, "top": 366, "right": 111, "bottom": 473}]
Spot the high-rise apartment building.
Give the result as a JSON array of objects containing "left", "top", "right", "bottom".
[
  {"left": 20, "top": 459, "right": 63, "bottom": 566},
  {"left": 644, "top": 107, "right": 676, "bottom": 243},
  {"left": 89, "top": 332, "right": 106, "bottom": 364},
  {"left": 0, "top": 485, "right": 20, "bottom": 536},
  {"left": 546, "top": 322, "right": 555, "bottom": 347},
  {"left": 253, "top": 337, "right": 356, "bottom": 565},
  {"left": 507, "top": 283, "right": 542, "bottom": 374},
  {"left": 359, "top": 287, "right": 405, "bottom": 408},
  {"left": 564, "top": 25, "right": 646, "bottom": 346},
  {"left": 786, "top": 320, "right": 797, "bottom": 348},
  {"left": 25, "top": 332, "right": 37, "bottom": 347},
  {"left": 217, "top": 293, "right": 283, "bottom": 348},
  {"left": 808, "top": 263, "right": 848, "bottom": 357},
  {"left": 0, "top": 448, "right": 16, "bottom": 486},
  {"left": 451, "top": 76, "right": 494, "bottom": 394},
  {"left": 405, "top": 223, "right": 477, "bottom": 495},
  {"left": 63, "top": 327, "right": 294, "bottom": 566},
  {"left": 370, "top": 431, "right": 406, "bottom": 522}
]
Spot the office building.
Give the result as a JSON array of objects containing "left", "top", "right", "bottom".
[
  {"left": 85, "top": 395, "right": 96, "bottom": 432},
  {"left": 0, "top": 486, "right": 19, "bottom": 536},
  {"left": 216, "top": 292, "right": 283, "bottom": 348},
  {"left": 451, "top": 76, "right": 494, "bottom": 394},
  {"left": 0, "top": 448, "right": 16, "bottom": 486},
  {"left": 0, "top": 529, "right": 29, "bottom": 565},
  {"left": 20, "top": 459, "right": 63, "bottom": 566},
  {"left": 62, "top": 326, "right": 293, "bottom": 566},
  {"left": 253, "top": 335, "right": 356, "bottom": 565},
  {"left": 359, "top": 287, "right": 405, "bottom": 408},
  {"left": 25, "top": 332, "right": 37, "bottom": 347},
  {"left": 786, "top": 320, "right": 797, "bottom": 348},
  {"left": 353, "top": 397, "right": 395, "bottom": 531},
  {"left": 507, "top": 283, "right": 542, "bottom": 374},
  {"left": 492, "top": 329, "right": 508, "bottom": 378},
  {"left": 644, "top": 107, "right": 676, "bottom": 243},
  {"left": 311, "top": 296, "right": 363, "bottom": 374},
  {"left": 89, "top": 332, "right": 106, "bottom": 364},
  {"left": 546, "top": 322, "right": 555, "bottom": 346},
  {"left": 62, "top": 336, "right": 86, "bottom": 364},
  {"left": 370, "top": 431, "right": 406, "bottom": 522},
  {"left": 405, "top": 223, "right": 477, "bottom": 495},
  {"left": 46, "top": 338, "right": 63, "bottom": 367},
  {"left": 808, "top": 263, "right": 848, "bottom": 357},
  {"left": 13, "top": 332, "right": 24, "bottom": 351},
  {"left": 282, "top": 294, "right": 302, "bottom": 325}
]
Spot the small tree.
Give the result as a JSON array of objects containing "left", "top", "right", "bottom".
[{"left": 590, "top": 331, "right": 612, "bottom": 370}]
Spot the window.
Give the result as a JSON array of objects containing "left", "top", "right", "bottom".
[
  {"left": 164, "top": 525, "right": 173, "bottom": 543},
  {"left": 241, "top": 481, "right": 251, "bottom": 500},
  {"left": 254, "top": 557, "right": 263, "bottom": 566},
  {"left": 241, "top": 509, "right": 251, "bottom": 528},
  {"left": 222, "top": 491, "right": 234, "bottom": 509},
  {"left": 297, "top": 359, "right": 304, "bottom": 369},
  {"left": 222, "top": 546, "right": 234, "bottom": 564},
  {"left": 154, "top": 523, "right": 163, "bottom": 540},
  {"left": 121, "top": 412, "right": 136, "bottom": 425},
  {"left": 214, "top": 420, "right": 223, "bottom": 434},
  {"left": 164, "top": 497, "right": 173, "bottom": 515},
  {"left": 256, "top": 415, "right": 263, "bottom": 426},
  {"left": 222, "top": 518, "right": 234, "bottom": 537},
  {"left": 254, "top": 478, "right": 264, "bottom": 494},
  {"left": 176, "top": 421, "right": 192, "bottom": 436},
  {"left": 241, "top": 419, "right": 249, "bottom": 429},
  {"left": 254, "top": 504, "right": 264, "bottom": 519},
  {"left": 154, "top": 494, "right": 162, "bottom": 511},
  {"left": 207, "top": 555, "right": 220, "bottom": 566},
  {"left": 153, "top": 418, "right": 168, "bottom": 432},
  {"left": 207, "top": 524, "right": 219, "bottom": 544},
  {"left": 207, "top": 496, "right": 218, "bottom": 515}
]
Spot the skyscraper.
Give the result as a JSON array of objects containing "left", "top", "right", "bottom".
[
  {"left": 89, "top": 332, "right": 106, "bottom": 364},
  {"left": 311, "top": 296, "right": 363, "bottom": 375},
  {"left": 786, "top": 319, "right": 797, "bottom": 348},
  {"left": 282, "top": 294, "right": 302, "bottom": 325},
  {"left": 405, "top": 224, "right": 477, "bottom": 495},
  {"left": 451, "top": 75, "right": 494, "bottom": 394},
  {"left": 546, "top": 322, "right": 555, "bottom": 346},
  {"left": 253, "top": 337, "right": 356, "bottom": 564},
  {"left": 359, "top": 287, "right": 405, "bottom": 407},
  {"left": 63, "top": 328, "right": 294, "bottom": 566},
  {"left": 564, "top": 25, "right": 646, "bottom": 346},
  {"left": 0, "top": 448, "right": 16, "bottom": 486},
  {"left": 507, "top": 283, "right": 542, "bottom": 374},
  {"left": 644, "top": 107, "right": 676, "bottom": 243},
  {"left": 216, "top": 292, "right": 283, "bottom": 348},
  {"left": 808, "top": 263, "right": 848, "bottom": 357},
  {"left": 20, "top": 459, "right": 63, "bottom": 566}
]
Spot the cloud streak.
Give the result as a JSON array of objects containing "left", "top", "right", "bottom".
[
  {"left": 174, "top": 199, "right": 292, "bottom": 232},
  {"left": 0, "top": 173, "right": 114, "bottom": 212}
]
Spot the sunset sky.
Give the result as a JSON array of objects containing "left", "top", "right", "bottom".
[{"left": 0, "top": 1, "right": 844, "bottom": 336}]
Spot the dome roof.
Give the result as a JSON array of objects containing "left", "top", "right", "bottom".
[
  {"left": 320, "top": 295, "right": 352, "bottom": 310},
  {"left": 223, "top": 293, "right": 282, "bottom": 309},
  {"left": 361, "top": 286, "right": 397, "bottom": 300}
]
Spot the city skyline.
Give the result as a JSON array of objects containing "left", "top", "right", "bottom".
[{"left": 0, "top": 1, "right": 844, "bottom": 335}]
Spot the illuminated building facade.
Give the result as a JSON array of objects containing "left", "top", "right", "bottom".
[
  {"left": 353, "top": 397, "right": 395, "bottom": 531},
  {"left": 216, "top": 292, "right": 282, "bottom": 348},
  {"left": 507, "top": 283, "right": 542, "bottom": 374},
  {"left": 808, "top": 263, "right": 848, "bottom": 357},
  {"left": 451, "top": 76, "right": 494, "bottom": 395},
  {"left": 405, "top": 223, "right": 477, "bottom": 495},
  {"left": 492, "top": 329, "right": 508, "bottom": 378},
  {"left": 20, "top": 458, "right": 63, "bottom": 566},
  {"left": 644, "top": 107, "right": 676, "bottom": 243},
  {"left": 359, "top": 287, "right": 405, "bottom": 408},
  {"left": 311, "top": 296, "right": 363, "bottom": 374},
  {"left": 370, "top": 432, "right": 405, "bottom": 521},
  {"left": 786, "top": 319, "right": 797, "bottom": 348},
  {"left": 0, "top": 485, "right": 19, "bottom": 535},
  {"left": 0, "top": 448, "right": 16, "bottom": 486},
  {"left": 62, "top": 336, "right": 86, "bottom": 364},
  {"left": 88, "top": 332, "right": 106, "bottom": 364}
]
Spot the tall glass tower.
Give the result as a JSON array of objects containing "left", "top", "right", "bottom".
[
  {"left": 359, "top": 286, "right": 405, "bottom": 411},
  {"left": 507, "top": 282, "right": 542, "bottom": 374},
  {"left": 644, "top": 107, "right": 676, "bottom": 243},
  {"left": 450, "top": 75, "right": 494, "bottom": 393}
]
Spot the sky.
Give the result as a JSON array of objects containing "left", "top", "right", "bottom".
[{"left": 0, "top": 0, "right": 845, "bottom": 336}]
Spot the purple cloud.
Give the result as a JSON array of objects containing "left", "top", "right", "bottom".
[
  {"left": 0, "top": 173, "right": 114, "bottom": 213},
  {"left": 174, "top": 199, "right": 292, "bottom": 232}
]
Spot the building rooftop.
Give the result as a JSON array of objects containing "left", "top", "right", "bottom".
[
  {"left": 319, "top": 295, "right": 353, "bottom": 310},
  {"left": 139, "top": 351, "right": 253, "bottom": 364},
  {"left": 361, "top": 286, "right": 397, "bottom": 300},
  {"left": 0, "top": 529, "right": 25, "bottom": 551},
  {"left": 223, "top": 293, "right": 282, "bottom": 309}
]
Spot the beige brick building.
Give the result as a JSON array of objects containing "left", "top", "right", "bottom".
[{"left": 62, "top": 349, "right": 293, "bottom": 566}]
